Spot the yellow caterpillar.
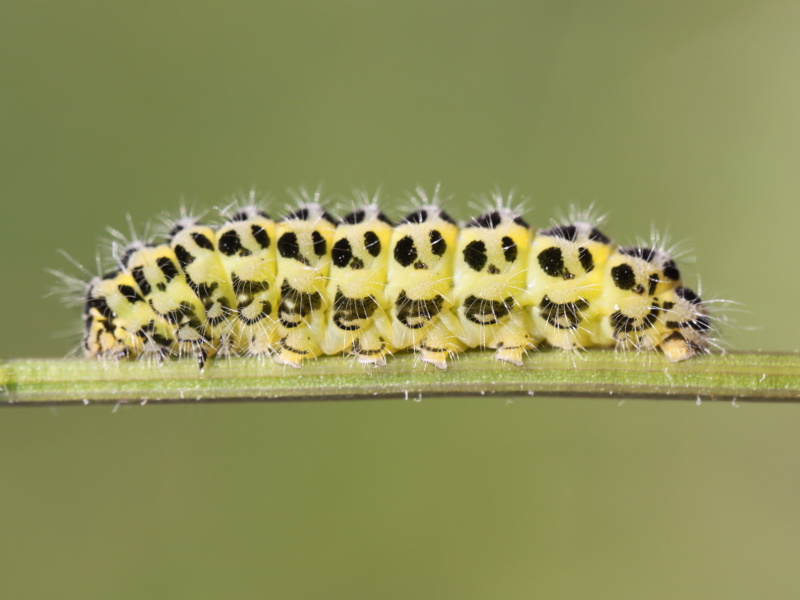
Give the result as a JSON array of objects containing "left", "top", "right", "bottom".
[{"left": 64, "top": 189, "right": 714, "bottom": 370}]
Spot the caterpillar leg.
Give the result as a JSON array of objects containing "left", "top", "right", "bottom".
[
  {"left": 350, "top": 328, "right": 394, "bottom": 367},
  {"left": 490, "top": 310, "right": 539, "bottom": 366},
  {"left": 273, "top": 325, "right": 323, "bottom": 368},
  {"left": 417, "top": 313, "right": 466, "bottom": 370},
  {"left": 531, "top": 301, "right": 600, "bottom": 351},
  {"left": 244, "top": 326, "right": 275, "bottom": 358},
  {"left": 458, "top": 306, "right": 538, "bottom": 366}
]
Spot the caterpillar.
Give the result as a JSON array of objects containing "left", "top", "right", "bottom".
[{"left": 58, "top": 187, "right": 715, "bottom": 370}]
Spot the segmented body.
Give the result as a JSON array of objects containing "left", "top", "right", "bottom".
[
  {"left": 323, "top": 204, "right": 395, "bottom": 366},
  {"left": 73, "top": 194, "right": 713, "bottom": 369},
  {"left": 453, "top": 206, "right": 536, "bottom": 366},
  {"left": 272, "top": 204, "right": 336, "bottom": 367}
]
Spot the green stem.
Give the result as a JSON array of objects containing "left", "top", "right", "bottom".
[{"left": 1, "top": 350, "right": 799, "bottom": 406}]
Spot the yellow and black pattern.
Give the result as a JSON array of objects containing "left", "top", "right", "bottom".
[{"left": 66, "top": 189, "right": 714, "bottom": 369}]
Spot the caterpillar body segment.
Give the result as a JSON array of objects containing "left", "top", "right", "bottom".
[
  {"left": 323, "top": 201, "right": 397, "bottom": 366},
  {"left": 453, "top": 205, "right": 538, "bottom": 366},
  {"left": 168, "top": 218, "right": 239, "bottom": 357},
  {"left": 215, "top": 206, "right": 278, "bottom": 358},
  {"left": 82, "top": 275, "right": 126, "bottom": 360},
  {"left": 124, "top": 243, "right": 216, "bottom": 368},
  {"left": 272, "top": 201, "right": 337, "bottom": 367},
  {"left": 593, "top": 246, "right": 682, "bottom": 352},
  {"left": 72, "top": 191, "right": 714, "bottom": 368},
  {"left": 527, "top": 222, "right": 615, "bottom": 351},
  {"left": 386, "top": 202, "right": 465, "bottom": 370},
  {"left": 655, "top": 286, "right": 711, "bottom": 362},
  {"left": 91, "top": 269, "right": 176, "bottom": 361}
]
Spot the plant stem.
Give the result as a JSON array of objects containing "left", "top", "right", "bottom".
[{"left": 1, "top": 350, "right": 798, "bottom": 406}]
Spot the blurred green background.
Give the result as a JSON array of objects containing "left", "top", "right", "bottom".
[{"left": 2, "top": 1, "right": 800, "bottom": 598}]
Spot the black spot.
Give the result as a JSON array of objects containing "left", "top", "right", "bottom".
[
  {"left": 120, "top": 245, "right": 144, "bottom": 269},
  {"left": 238, "top": 300, "right": 272, "bottom": 325},
  {"left": 341, "top": 210, "right": 365, "bottom": 225},
  {"left": 467, "top": 211, "right": 501, "bottom": 228},
  {"left": 377, "top": 212, "right": 394, "bottom": 226},
  {"left": 279, "top": 337, "right": 311, "bottom": 355},
  {"left": 332, "top": 290, "right": 379, "bottom": 330},
  {"left": 463, "top": 295, "right": 513, "bottom": 325},
  {"left": 231, "top": 209, "right": 270, "bottom": 221},
  {"left": 540, "top": 224, "right": 578, "bottom": 242},
  {"left": 463, "top": 240, "right": 487, "bottom": 271},
  {"left": 662, "top": 301, "right": 675, "bottom": 310},
  {"left": 364, "top": 231, "right": 381, "bottom": 257},
  {"left": 157, "top": 256, "right": 180, "bottom": 280},
  {"left": 331, "top": 238, "right": 353, "bottom": 268},
  {"left": 429, "top": 229, "right": 446, "bottom": 256},
  {"left": 620, "top": 246, "right": 656, "bottom": 263},
  {"left": 231, "top": 275, "right": 269, "bottom": 295},
  {"left": 578, "top": 247, "right": 594, "bottom": 272},
  {"left": 277, "top": 232, "right": 299, "bottom": 259},
  {"left": 251, "top": 224, "right": 270, "bottom": 249},
  {"left": 539, "top": 296, "right": 589, "bottom": 330},
  {"left": 663, "top": 260, "right": 680, "bottom": 281},
  {"left": 284, "top": 207, "right": 309, "bottom": 221},
  {"left": 218, "top": 230, "right": 242, "bottom": 256},
  {"left": 173, "top": 246, "right": 193, "bottom": 270},
  {"left": 192, "top": 232, "right": 214, "bottom": 251},
  {"left": 393, "top": 236, "right": 418, "bottom": 267},
  {"left": 311, "top": 230, "right": 327, "bottom": 256},
  {"left": 438, "top": 210, "right": 455, "bottom": 224},
  {"left": 513, "top": 215, "right": 530, "bottom": 228},
  {"left": 610, "top": 305, "right": 661, "bottom": 334},
  {"left": 167, "top": 222, "right": 189, "bottom": 240},
  {"left": 85, "top": 294, "right": 113, "bottom": 320},
  {"left": 285, "top": 206, "right": 335, "bottom": 224},
  {"left": 538, "top": 247, "right": 565, "bottom": 278},
  {"left": 648, "top": 274, "right": 660, "bottom": 295},
  {"left": 400, "top": 209, "right": 427, "bottom": 224},
  {"left": 676, "top": 287, "right": 700, "bottom": 304},
  {"left": 589, "top": 228, "right": 611, "bottom": 244},
  {"left": 278, "top": 280, "right": 323, "bottom": 327},
  {"left": 611, "top": 263, "right": 636, "bottom": 290},
  {"left": 501, "top": 236, "right": 517, "bottom": 262},
  {"left": 394, "top": 291, "right": 444, "bottom": 328},
  {"left": 118, "top": 285, "right": 142, "bottom": 303},
  {"left": 131, "top": 267, "right": 151, "bottom": 297},
  {"left": 351, "top": 338, "right": 386, "bottom": 356}
]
